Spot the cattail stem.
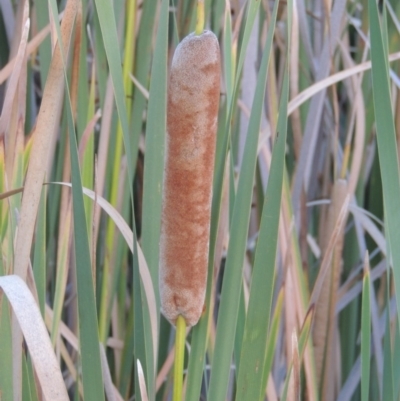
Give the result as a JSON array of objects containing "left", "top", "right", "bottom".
[
  {"left": 173, "top": 315, "right": 186, "bottom": 401},
  {"left": 195, "top": 0, "right": 205, "bottom": 35}
]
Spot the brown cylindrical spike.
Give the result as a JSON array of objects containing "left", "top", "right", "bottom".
[{"left": 159, "top": 30, "right": 221, "bottom": 327}]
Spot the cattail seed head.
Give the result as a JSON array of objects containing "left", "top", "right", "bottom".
[{"left": 159, "top": 30, "right": 221, "bottom": 327}]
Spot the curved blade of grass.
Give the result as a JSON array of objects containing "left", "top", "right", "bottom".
[
  {"left": 0, "top": 275, "right": 69, "bottom": 400},
  {"left": 207, "top": 1, "right": 280, "bottom": 399},
  {"left": 49, "top": 182, "right": 158, "bottom": 356},
  {"left": 368, "top": 0, "right": 400, "bottom": 336},
  {"left": 287, "top": 51, "right": 400, "bottom": 116},
  {"left": 361, "top": 253, "right": 371, "bottom": 401}
]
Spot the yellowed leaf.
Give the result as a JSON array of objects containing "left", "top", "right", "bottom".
[
  {"left": 14, "top": 0, "right": 78, "bottom": 280},
  {"left": 137, "top": 359, "right": 149, "bottom": 401},
  {"left": 0, "top": 275, "right": 69, "bottom": 401},
  {"left": 288, "top": 52, "right": 400, "bottom": 116}
]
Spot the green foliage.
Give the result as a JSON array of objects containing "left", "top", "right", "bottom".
[{"left": 1, "top": 0, "right": 400, "bottom": 400}]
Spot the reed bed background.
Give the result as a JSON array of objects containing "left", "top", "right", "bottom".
[{"left": 0, "top": 0, "right": 399, "bottom": 400}]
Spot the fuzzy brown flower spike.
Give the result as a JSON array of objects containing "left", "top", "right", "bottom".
[{"left": 159, "top": 30, "right": 221, "bottom": 327}]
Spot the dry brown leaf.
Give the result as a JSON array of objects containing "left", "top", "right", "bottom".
[
  {"left": 3, "top": 4, "right": 31, "bottom": 399},
  {"left": 78, "top": 109, "right": 102, "bottom": 163},
  {"left": 288, "top": 51, "right": 400, "bottom": 116},
  {"left": 0, "top": 12, "right": 64, "bottom": 85},
  {"left": 11, "top": 5, "right": 78, "bottom": 398},
  {"left": 313, "top": 180, "right": 348, "bottom": 401},
  {"left": 0, "top": 275, "right": 69, "bottom": 401},
  {"left": 0, "top": 7, "right": 29, "bottom": 164},
  {"left": 291, "top": 330, "right": 301, "bottom": 401},
  {"left": 129, "top": 73, "right": 150, "bottom": 99},
  {"left": 310, "top": 194, "right": 350, "bottom": 306},
  {"left": 14, "top": 0, "right": 78, "bottom": 280},
  {"left": 156, "top": 344, "right": 175, "bottom": 391},
  {"left": 0, "top": 186, "right": 24, "bottom": 199},
  {"left": 137, "top": 359, "right": 149, "bottom": 401},
  {"left": 45, "top": 304, "right": 78, "bottom": 350}
]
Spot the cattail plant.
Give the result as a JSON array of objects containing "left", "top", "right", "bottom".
[
  {"left": 159, "top": 4, "right": 221, "bottom": 329},
  {"left": 159, "top": 1, "right": 220, "bottom": 398}
]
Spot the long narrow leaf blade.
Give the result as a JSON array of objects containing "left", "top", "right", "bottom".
[
  {"left": 235, "top": 4, "right": 291, "bottom": 396},
  {"left": 47, "top": 1, "right": 105, "bottom": 398},
  {"left": 207, "top": 1, "right": 280, "bottom": 399},
  {"left": 368, "top": 0, "right": 400, "bottom": 335},
  {"left": 141, "top": 0, "right": 168, "bottom": 310}
]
